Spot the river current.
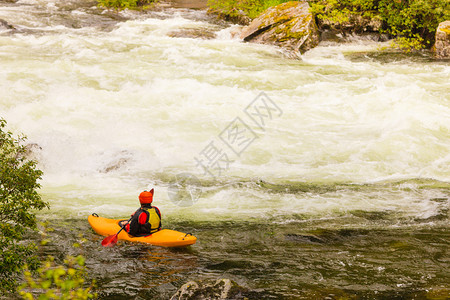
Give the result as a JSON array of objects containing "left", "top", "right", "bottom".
[{"left": 1, "top": 0, "right": 449, "bottom": 298}]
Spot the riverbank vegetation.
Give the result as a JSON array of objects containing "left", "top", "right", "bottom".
[
  {"left": 18, "top": 255, "right": 96, "bottom": 300},
  {"left": 0, "top": 119, "right": 48, "bottom": 294},
  {"left": 97, "top": 0, "right": 158, "bottom": 10},
  {"left": 0, "top": 119, "right": 96, "bottom": 298},
  {"left": 208, "top": 0, "right": 450, "bottom": 50}
]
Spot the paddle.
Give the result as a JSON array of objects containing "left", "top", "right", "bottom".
[{"left": 101, "top": 217, "right": 132, "bottom": 247}]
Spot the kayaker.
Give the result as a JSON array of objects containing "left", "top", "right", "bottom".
[{"left": 120, "top": 189, "right": 162, "bottom": 237}]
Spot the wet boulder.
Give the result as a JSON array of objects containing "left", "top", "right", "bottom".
[
  {"left": 434, "top": 21, "right": 450, "bottom": 59},
  {"left": 171, "top": 278, "right": 249, "bottom": 300},
  {"left": 100, "top": 150, "right": 133, "bottom": 173},
  {"left": 0, "top": 19, "right": 15, "bottom": 31},
  {"left": 318, "top": 13, "right": 383, "bottom": 33},
  {"left": 318, "top": 13, "right": 388, "bottom": 43},
  {"left": 168, "top": 28, "right": 217, "bottom": 39},
  {"left": 240, "top": 1, "right": 319, "bottom": 54}
]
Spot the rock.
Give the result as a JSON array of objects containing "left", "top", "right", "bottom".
[
  {"left": 207, "top": 8, "right": 251, "bottom": 26},
  {"left": 164, "top": 0, "right": 208, "bottom": 10},
  {"left": 100, "top": 150, "right": 132, "bottom": 173},
  {"left": 0, "top": 19, "right": 15, "bottom": 31},
  {"left": 171, "top": 281, "right": 200, "bottom": 300},
  {"left": 318, "top": 13, "right": 382, "bottom": 34},
  {"left": 168, "top": 28, "right": 216, "bottom": 39},
  {"left": 434, "top": 21, "right": 450, "bottom": 59},
  {"left": 220, "top": 10, "right": 251, "bottom": 26},
  {"left": 171, "top": 278, "right": 249, "bottom": 300},
  {"left": 316, "top": 12, "right": 386, "bottom": 43},
  {"left": 240, "top": 1, "right": 319, "bottom": 54}
]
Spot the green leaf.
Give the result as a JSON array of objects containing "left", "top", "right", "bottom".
[{"left": 1, "top": 119, "right": 49, "bottom": 292}]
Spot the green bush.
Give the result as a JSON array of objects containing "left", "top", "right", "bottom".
[
  {"left": 97, "top": 0, "right": 158, "bottom": 10},
  {"left": 208, "top": 0, "right": 290, "bottom": 19},
  {"left": 18, "top": 255, "right": 97, "bottom": 300},
  {"left": 310, "top": 0, "right": 450, "bottom": 51},
  {"left": 0, "top": 118, "right": 49, "bottom": 293},
  {"left": 208, "top": 0, "right": 450, "bottom": 50},
  {"left": 377, "top": 0, "right": 450, "bottom": 50},
  {"left": 309, "top": 0, "right": 378, "bottom": 24}
]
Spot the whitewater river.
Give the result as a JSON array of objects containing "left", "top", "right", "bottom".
[{"left": 1, "top": 0, "right": 449, "bottom": 298}]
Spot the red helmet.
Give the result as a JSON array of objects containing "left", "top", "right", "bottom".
[{"left": 139, "top": 189, "right": 154, "bottom": 205}]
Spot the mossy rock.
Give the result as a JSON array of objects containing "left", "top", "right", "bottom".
[
  {"left": 434, "top": 20, "right": 450, "bottom": 59},
  {"left": 240, "top": 1, "right": 319, "bottom": 55},
  {"left": 171, "top": 278, "right": 251, "bottom": 300}
]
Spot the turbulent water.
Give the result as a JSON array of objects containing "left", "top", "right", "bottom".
[{"left": 1, "top": 0, "right": 449, "bottom": 299}]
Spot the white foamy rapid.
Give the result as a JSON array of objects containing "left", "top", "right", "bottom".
[{"left": 1, "top": 0, "right": 449, "bottom": 220}]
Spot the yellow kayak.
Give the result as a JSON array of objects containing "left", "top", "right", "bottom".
[{"left": 88, "top": 214, "right": 197, "bottom": 247}]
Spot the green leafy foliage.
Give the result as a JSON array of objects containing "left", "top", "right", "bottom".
[
  {"left": 309, "top": 0, "right": 378, "bottom": 24},
  {"left": 310, "top": 0, "right": 450, "bottom": 51},
  {"left": 208, "top": 0, "right": 450, "bottom": 50},
  {"left": 208, "top": 0, "right": 290, "bottom": 19},
  {"left": 376, "top": 0, "right": 450, "bottom": 50},
  {"left": 97, "top": 0, "right": 158, "bottom": 10},
  {"left": 0, "top": 119, "right": 49, "bottom": 293},
  {"left": 18, "top": 255, "right": 97, "bottom": 300}
]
